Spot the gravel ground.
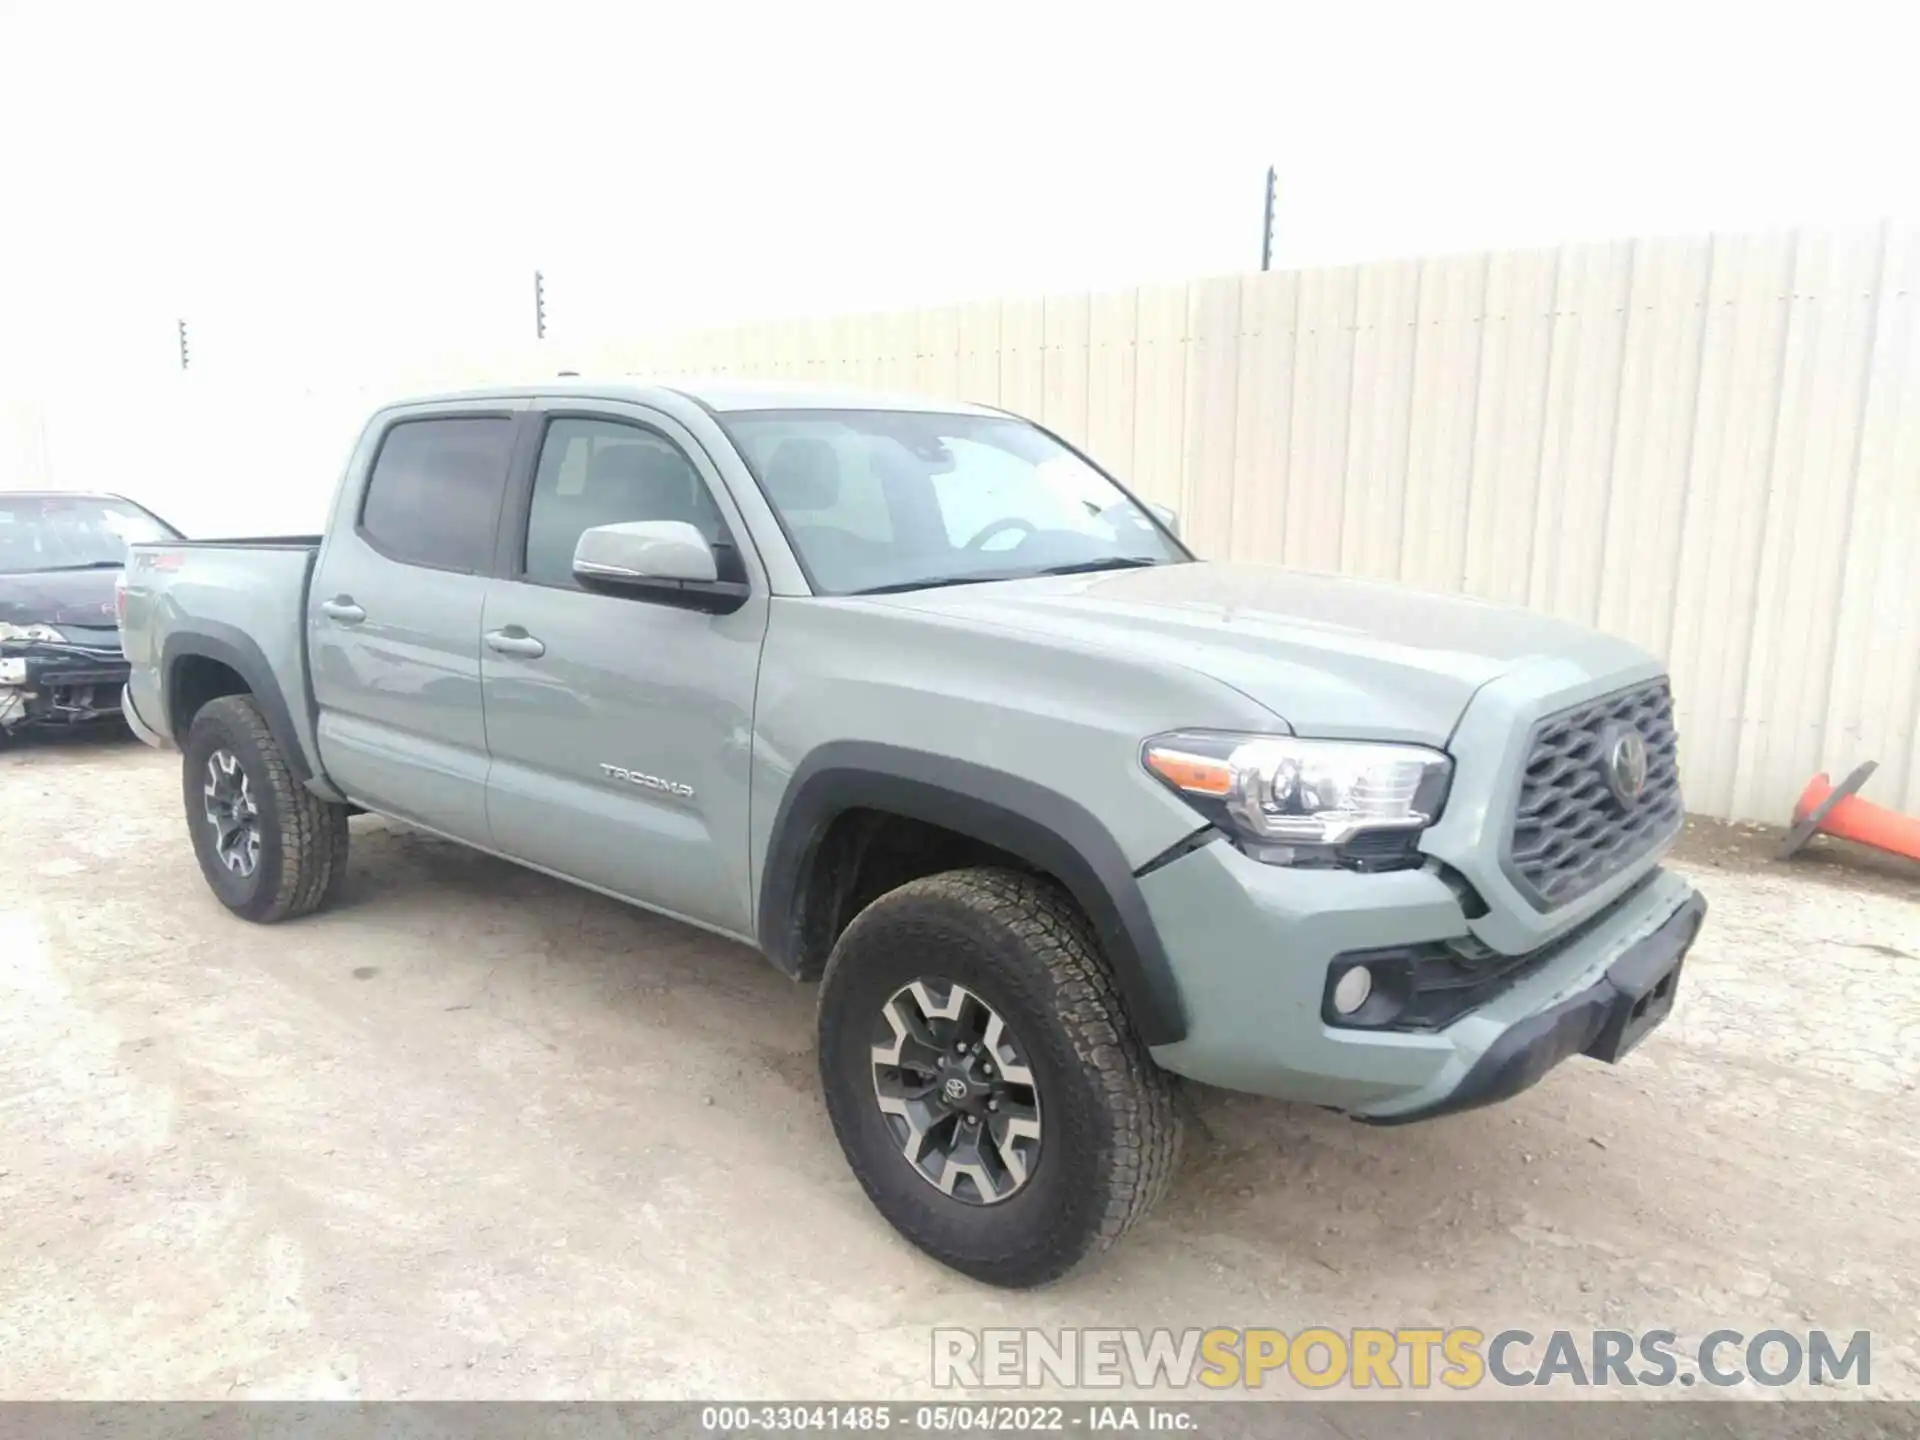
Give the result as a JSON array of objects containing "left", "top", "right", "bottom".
[{"left": 1, "top": 730, "right": 1916, "bottom": 1403}]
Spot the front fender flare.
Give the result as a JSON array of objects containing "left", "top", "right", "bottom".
[{"left": 758, "top": 742, "right": 1189, "bottom": 1046}]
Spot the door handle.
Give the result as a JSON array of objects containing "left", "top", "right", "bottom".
[
  {"left": 320, "top": 597, "right": 366, "bottom": 624},
  {"left": 485, "top": 627, "right": 546, "bottom": 659}
]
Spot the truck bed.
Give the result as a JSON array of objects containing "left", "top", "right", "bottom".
[{"left": 120, "top": 538, "right": 324, "bottom": 767}]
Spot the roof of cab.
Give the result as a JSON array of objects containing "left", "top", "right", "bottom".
[{"left": 386, "top": 376, "right": 1005, "bottom": 417}]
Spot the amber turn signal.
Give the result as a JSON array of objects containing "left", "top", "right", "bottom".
[{"left": 1143, "top": 747, "right": 1233, "bottom": 797}]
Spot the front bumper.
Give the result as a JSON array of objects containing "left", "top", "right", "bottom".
[
  {"left": 1359, "top": 890, "right": 1704, "bottom": 1123},
  {"left": 0, "top": 645, "right": 130, "bottom": 731},
  {"left": 1140, "top": 837, "right": 1704, "bottom": 1120}
]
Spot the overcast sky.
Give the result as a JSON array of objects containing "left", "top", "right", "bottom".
[{"left": 3, "top": 0, "right": 1915, "bottom": 388}]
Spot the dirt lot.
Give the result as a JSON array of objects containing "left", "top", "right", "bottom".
[{"left": 2, "top": 731, "right": 1916, "bottom": 1402}]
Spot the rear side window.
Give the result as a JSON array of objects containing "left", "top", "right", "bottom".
[{"left": 359, "top": 417, "right": 516, "bottom": 571}]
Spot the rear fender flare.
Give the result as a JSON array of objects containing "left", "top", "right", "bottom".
[{"left": 161, "top": 625, "right": 313, "bottom": 786}]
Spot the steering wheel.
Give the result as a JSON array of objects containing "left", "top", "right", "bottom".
[{"left": 964, "top": 517, "right": 1038, "bottom": 551}]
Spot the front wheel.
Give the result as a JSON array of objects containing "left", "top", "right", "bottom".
[
  {"left": 181, "top": 694, "right": 349, "bottom": 923},
  {"left": 817, "top": 868, "right": 1181, "bottom": 1288}
]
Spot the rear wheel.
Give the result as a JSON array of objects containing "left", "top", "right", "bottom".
[
  {"left": 817, "top": 868, "right": 1181, "bottom": 1288},
  {"left": 181, "top": 695, "right": 349, "bottom": 923}
]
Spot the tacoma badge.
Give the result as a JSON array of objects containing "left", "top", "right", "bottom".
[{"left": 599, "top": 763, "right": 695, "bottom": 799}]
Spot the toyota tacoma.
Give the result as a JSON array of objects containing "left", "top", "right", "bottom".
[{"left": 117, "top": 380, "right": 1706, "bottom": 1287}]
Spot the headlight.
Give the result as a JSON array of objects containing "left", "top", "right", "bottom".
[
  {"left": 1142, "top": 730, "right": 1452, "bottom": 867},
  {"left": 0, "top": 622, "right": 68, "bottom": 644}
]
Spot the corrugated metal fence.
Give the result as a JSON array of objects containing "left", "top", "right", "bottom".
[
  {"left": 5, "top": 222, "right": 1915, "bottom": 825},
  {"left": 570, "top": 221, "right": 1920, "bottom": 827}
]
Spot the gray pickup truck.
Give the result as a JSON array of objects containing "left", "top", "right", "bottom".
[{"left": 119, "top": 379, "right": 1706, "bottom": 1287}]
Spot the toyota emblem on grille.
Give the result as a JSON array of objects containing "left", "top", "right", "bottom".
[{"left": 1603, "top": 725, "right": 1649, "bottom": 806}]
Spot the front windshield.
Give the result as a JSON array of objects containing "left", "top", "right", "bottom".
[
  {"left": 720, "top": 410, "right": 1185, "bottom": 595},
  {"left": 0, "top": 496, "right": 180, "bottom": 574}
]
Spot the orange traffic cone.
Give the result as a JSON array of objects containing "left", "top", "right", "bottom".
[{"left": 1778, "top": 760, "right": 1920, "bottom": 862}]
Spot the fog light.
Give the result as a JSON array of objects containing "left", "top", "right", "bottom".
[{"left": 1331, "top": 965, "right": 1373, "bottom": 1016}]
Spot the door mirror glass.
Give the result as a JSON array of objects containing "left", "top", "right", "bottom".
[
  {"left": 1148, "top": 503, "right": 1180, "bottom": 538},
  {"left": 573, "top": 520, "right": 718, "bottom": 587}
]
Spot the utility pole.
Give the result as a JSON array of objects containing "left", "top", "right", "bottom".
[
  {"left": 1260, "top": 166, "right": 1277, "bottom": 272},
  {"left": 533, "top": 270, "right": 547, "bottom": 340},
  {"left": 177, "top": 318, "right": 190, "bottom": 371}
]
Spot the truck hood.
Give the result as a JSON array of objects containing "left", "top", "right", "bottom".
[{"left": 864, "top": 561, "right": 1654, "bottom": 744}]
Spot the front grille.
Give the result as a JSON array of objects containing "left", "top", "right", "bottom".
[
  {"left": 1507, "top": 679, "right": 1683, "bottom": 909},
  {"left": 42, "top": 666, "right": 129, "bottom": 687}
]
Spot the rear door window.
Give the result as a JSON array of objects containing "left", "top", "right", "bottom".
[{"left": 359, "top": 417, "right": 516, "bottom": 572}]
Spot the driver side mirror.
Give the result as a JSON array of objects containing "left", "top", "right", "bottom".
[
  {"left": 1149, "top": 504, "right": 1180, "bottom": 538},
  {"left": 572, "top": 521, "right": 749, "bottom": 614}
]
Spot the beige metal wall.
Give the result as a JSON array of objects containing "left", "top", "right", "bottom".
[
  {"left": 6, "top": 223, "right": 1914, "bottom": 826},
  {"left": 571, "top": 221, "right": 1920, "bottom": 826}
]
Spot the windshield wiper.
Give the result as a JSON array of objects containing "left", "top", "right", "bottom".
[
  {"left": 852, "top": 572, "right": 1027, "bottom": 596},
  {"left": 19, "top": 559, "right": 128, "bottom": 572},
  {"left": 1034, "top": 556, "right": 1162, "bottom": 577},
  {"left": 853, "top": 556, "right": 1163, "bottom": 596}
]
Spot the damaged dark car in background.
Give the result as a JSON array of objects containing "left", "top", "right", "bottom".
[{"left": 0, "top": 492, "right": 183, "bottom": 743}]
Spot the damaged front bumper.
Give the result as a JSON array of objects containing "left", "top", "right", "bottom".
[{"left": 0, "top": 641, "right": 131, "bottom": 733}]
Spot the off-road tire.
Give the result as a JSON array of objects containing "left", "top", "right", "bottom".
[
  {"left": 817, "top": 867, "right": 1181, "bottom": 1288},
  {"left": 182, "top": 694, "right": 349, "bottom": 923}
]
